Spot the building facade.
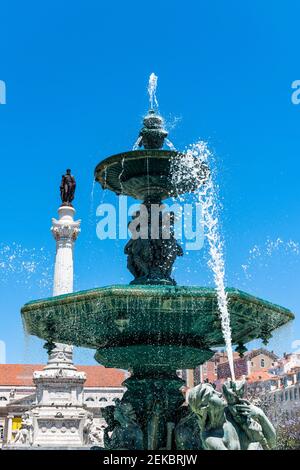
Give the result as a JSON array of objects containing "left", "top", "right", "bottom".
[
  {"left": 217, "top": 348, "right": 278, "bottom": 383},
  {"left": 245, "top": 354, "right": 300, "bottom": 424},
  {"left": 0, "top": 364, "right": 127, "bottom": 447}
]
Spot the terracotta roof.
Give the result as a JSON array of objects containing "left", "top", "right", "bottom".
[
  {"left": 245, "top": 348, "right": 278, "bottom": 361},
  {"left": 77, "top": 365, "right": 127, "bottom": 387},
  {"left": 246, "top": 368, "right": 274, "bottom": 383},
  {"left": 0, "top": 364, "right": 127, "bottom": 388}
]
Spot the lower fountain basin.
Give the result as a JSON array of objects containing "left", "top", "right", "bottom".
[
  {"left": 94, "top": 150, "right": 208, "bottom": 200},
  {"left": 21, "top": 285, "right": 294, "bottom": 371}
]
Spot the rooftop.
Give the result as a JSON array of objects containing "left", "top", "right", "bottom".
[{"left": 0, "top": 364, "right": 127, "bottom": 388}]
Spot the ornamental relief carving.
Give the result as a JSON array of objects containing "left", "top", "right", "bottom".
[{"left": 51, "top": 224, "right": 80, "bottom": 241}]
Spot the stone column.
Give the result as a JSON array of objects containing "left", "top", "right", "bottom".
[
  {"left": 49, "top": 205, "right": 81, "bottom": 367},
  {"left": 52, "top": 205, "right": 80, "bottom": 296},
  {"left": 6, "top": 415, "right": 13, "bottom": 444},
  {"left": 24, "top": 205, "right": 88, "bottom": 448}
]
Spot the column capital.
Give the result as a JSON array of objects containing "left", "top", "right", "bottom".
[{"left": 51, "top": 205, "right": 81, "bottom": 242}]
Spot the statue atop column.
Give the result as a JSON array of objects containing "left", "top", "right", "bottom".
[{"left": 60, "top": 169, "right": 76, "bottom": 206}]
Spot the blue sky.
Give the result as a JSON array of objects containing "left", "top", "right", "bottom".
[{"left": 0, "top": 1, "right": 299, "bottom": 365}]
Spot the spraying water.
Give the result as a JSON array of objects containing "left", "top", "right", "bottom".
[
  {"left": 165, "top": 138, "right": 176, "bottom": 151},
  {"left": 0, "top": 242, "right": 52, "bottom": 292},
  {"left": 242, "top": 238, "right": 300, "bottom": 279},
  {"left": 148, "top": 73, "right": 159, "bottom": 110},
  {"left": 133, "top": 136, "right": 143, "bottom": 150},
  {"left": 171, "top": 142, "right": 236, "bottom": 381}
]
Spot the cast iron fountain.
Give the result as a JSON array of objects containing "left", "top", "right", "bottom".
[{"left": 21, "top": 79, "right": 294, "bottom": 450}]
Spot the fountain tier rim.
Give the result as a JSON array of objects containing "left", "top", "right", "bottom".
[
  {"left": 22, "top": 284, "right": 294, "bottom": 317},
  {"left": 94, "top": 149, "right": 208, "bottom": 199},
  {"left": 21, "top": 285, "right": 294, "bottom": 369}
]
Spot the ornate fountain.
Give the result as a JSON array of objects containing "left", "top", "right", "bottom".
[{"left": 21, "top": 93, "right": 294, "bottom": 450}]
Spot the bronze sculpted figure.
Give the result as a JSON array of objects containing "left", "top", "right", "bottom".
[
  {"left": 106, "top": 400, "right": 144, "bottom": 450},
  {"left": 222, "top": 380, "right": 276, "bottom": 450},
  {"left": 125, "top": 207, "right": 183, "bottom": 285},
  {"left": 188, "top": 382, "right": 240, "bottom": 450},
  {"left": 60, "top": 169, "right": 76, "bottom": 206},
  {"left": 187, "top": 381, "right": 276, "bottom": 450}
]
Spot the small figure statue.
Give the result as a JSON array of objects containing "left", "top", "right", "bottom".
[
  {"left": 60, "top": 169, "right": 76, "bottom": 206},
  {"left": 108, "top": 401, "right": 144, "bottom": 450},
  {"left": 124, "top": 207, "right": 183, "bottom": 285},
  {"left": 223, "top": 379, "right": 276, "bottom": 450},
  {"left": 187, "top": 381, "right": 276, "bottom": 451},
  {"left": 83, "top": 412, "right": 104, "bottom": 447},
  {"left": 188, "top": 383, "right": 240, "bottom": 450},
  {"left": 14, "top": 412, "right": 34, "bottom": 446}
]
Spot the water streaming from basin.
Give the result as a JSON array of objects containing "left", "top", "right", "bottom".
[{"left": 171, "top": 142, "right": 236, "bottom": 380}]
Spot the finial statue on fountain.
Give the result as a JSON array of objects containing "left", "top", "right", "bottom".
[
  {"left": 60, "top": 169, "right": 76, "bottom": 206},
  {"left": 137, "top": 110, "right": 168, "bottom": 150}
]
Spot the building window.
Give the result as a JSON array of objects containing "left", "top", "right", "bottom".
[
  {"left": 99, "top": 397, "right": 108, "bottom": 402},
  {"left": 260, "top": 359, "right": 265, "bottom": 368},
  {"left": 86, "top": 397, "right": 95, "bottom": 402},
  {"left": 0, "top": 396, "right": 7, "bottom": 401}
]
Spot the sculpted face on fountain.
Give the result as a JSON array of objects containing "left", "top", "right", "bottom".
[{"left": 188, "top": 383, "right": 227, "bottom": 429}]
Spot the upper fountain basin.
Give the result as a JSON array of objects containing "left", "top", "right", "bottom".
[
  {"left": 21, "top": 285, "right": 294, "bottom": 370},
  {"left": 94, "top": 150, "right": 209, "bottom": 200}
]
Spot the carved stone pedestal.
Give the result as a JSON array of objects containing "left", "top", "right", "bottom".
[{"left": 31, "top": 348, "right": 88, "bottom": 447}]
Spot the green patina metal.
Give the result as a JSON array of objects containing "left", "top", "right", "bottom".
[
  {"left": 94, "top": 149, "right": 208, "bottom": 200},
  {"left": 22, "top": 285, "right": 293, "bottom": 371}
]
